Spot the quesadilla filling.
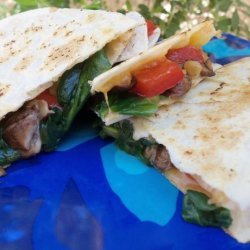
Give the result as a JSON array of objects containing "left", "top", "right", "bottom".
[
  {"left": 95, "top": 46, "right": 214, "bottom": 120},
  {"left": 98, "top": 120, "right": 232, "bottom": 229},
  {"left": 0, "top": 50, "right": 111, "bottom": 172},
  {"left": 0, "top": 13, "right": 160, "bottom": 173}
]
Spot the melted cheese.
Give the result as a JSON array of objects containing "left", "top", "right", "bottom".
[{"left": 90, "top": 20, "right": 216, "bottom": 94}]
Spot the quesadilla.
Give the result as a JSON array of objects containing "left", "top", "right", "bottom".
[
  {"left": 91, "top": 20, "right": 218, "bottom": 125},
  {"left": 98, "top": 57, "right": 250, "bottom": 243},
  {"left": 0, "top": 7, "right": 147, "bottom": 172},
  {"left": 105, "top": 11, "right": 161, "bottom": 65}
]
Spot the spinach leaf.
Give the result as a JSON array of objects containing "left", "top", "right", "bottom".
[
  {"left": 100, "top": 124, "right": 233, "bottom": 229},
  {"left": 0, "top": 129, "right": 20, "bottom": 165},
  {"left": 109, "top": 93, "right": 159, "bottom": 116},
  {"left": 40, "top": 107, "right": 64, "bottom": 151},
  {"left": 182, "top": 190, "right": 232, "bottom": 228},
  {"left": 94, "top": 98, "right": 109, "bottom": 120},
  {"left": 95, "top": 93, "right": 159, "bottom": 119},
  {"left": 57, "top": 64, "right": 82, "bottom": 107},
  {"left": 61, "top": 50, "right": 111, "bottom": 128},
  {"left": 100, "top": 120, "right": 154, "bottom": 164},
  {"left": 41, "top": 50, "right": 111, "bottom": 151}
]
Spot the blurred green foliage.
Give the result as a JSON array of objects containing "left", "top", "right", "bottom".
[
  {"left": 0, "top": 0, "right": 249, "bottom": 38},
  {"left": 132, "top": 0, "right": 249, "bottom": 39}
]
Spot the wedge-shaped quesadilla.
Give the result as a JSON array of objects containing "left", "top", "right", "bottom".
[
  {"left": 105, "top": 11, "right": 161, "bottom": 64},
  {"left": 98, "top": 57, "right": 250, "bottom": 243},
  {"left": 91, "top": 20, "right": 218, "bottom": 125},
  {"left": 0, "top": 7, "right": 148, "bottom": 172}
]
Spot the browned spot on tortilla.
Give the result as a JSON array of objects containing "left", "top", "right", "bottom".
[
  {"left": 32, "top": 26, "right": 43, "bottom": 32},
  {"left": 196, "top": 129, "right": 210, "bottom": 141},
  {"left": 40, "top": 37, "right": 88, "bottom": 71},
  {"left": 40, "top": 42, "right": 50, "bottom": 49},
  {"left": 0, "top": 84, "right": 10, "bottom": 97},
  {"left": 14, "top": 56, "right": 33, "bottom": 71},
  {"left": 3, "top": 39, "right": 16, "bottom": 48},
  {"left": 26, "top": 39, "right": 32, "bottom": 45},
  {"left": 1, "top": 38, "right": 28, "bottom": 63},
  {"left": 185, "top": 150, "right": 193, "bottom": 155},
  {"left": 174, "top": 120, "right": 186, "bottom": 129},
  {"left": 51, "top": 23, "right": 73, "bottom": 38},
  {"left": 77, "top": 36, "right": 85, "bottom": 43},
  {"left": 24, "top": 25, "right": 43, "bottom": 34},
  {"left": 195, "top": 107, "right": 243, "bottom": 150},
  {"left": 210, "top": 82, "right": 226, "bottom": 95},
  {"left": 101, "top": 27, "right": 114, "bottom": 36},
  {"left": 203, "top": 113, "right": 220, "bottom": 123},
  {"left": 0, "top": 54, "right": 11, "bottom": 64},
  {"left": 181, "top": 101, "right": 245, "bottom": 182},
  {"left": 0, "top": 57, "right": 6, "bottom": 64},
  {"left": 198, "top": 159, "right": 237, "bottom": 183},
  {"left": 64, "top": 30, "right": 73, "bottom": 37},
  {"left": 167, "top": 137, "right": 176, "bottom": 143},
  {"left": 84, "top": 13, "right": 97, "bottom": 23}
]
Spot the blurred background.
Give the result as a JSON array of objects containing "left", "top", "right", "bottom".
[{"left": 0, "top": 0, "right": 249, "bottom": 38}]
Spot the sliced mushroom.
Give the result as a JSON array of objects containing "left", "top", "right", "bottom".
[
  {"left": 169, "top": 74, "right": 192, "bottom": 99},
  {"left": 144, "top": 144, "right": 173, "bottom": 172},
  {"left": 200, "top": 53, "right": 215, "bottom": 77},
  {"left": 2, "top": 100, "right": 49, "bottom": 158}
]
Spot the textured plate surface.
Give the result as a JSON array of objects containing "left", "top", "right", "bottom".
[{"left": 0, "top": 34, "right": 250, "bottom": 250}]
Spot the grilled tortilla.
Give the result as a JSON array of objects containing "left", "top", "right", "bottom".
[
  {"left": 0, "top": 7, "right": 139, "bottom": 119},
  {"left": 126, "top": 57, "right": 250, "bottom": 243},
  {"left": 91, "top": 20, "right": 218, "bottom": 125},
  {"left": 0, "top": 7, "right": 142, "bottom": 170}
]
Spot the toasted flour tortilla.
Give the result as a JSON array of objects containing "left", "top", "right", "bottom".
[
  {"left": 130, "top": 57, "right": 250, "bottom": 242},
  {"left": 90, "top": 20, "right": 217, "bottom": 125},
  {"left": 105, "top": 11, "right": 160, "bottom": 65},
  {"left": 0, "top": 7, "right": 139, "bottom": 120}
]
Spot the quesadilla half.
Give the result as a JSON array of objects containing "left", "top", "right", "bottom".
[
  {"left": 91, "top": 20, "right": 218, "bottom": 125},
  {"left": 98, "top": 57, "right": 250, "bottom": 243},
  {"left": 0, "top": 7, "right": 145, "bottom": 171}
]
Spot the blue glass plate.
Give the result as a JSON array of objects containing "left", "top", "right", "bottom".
[{"left": 0, "top": 34, "right": 250, "bottom": 250}]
